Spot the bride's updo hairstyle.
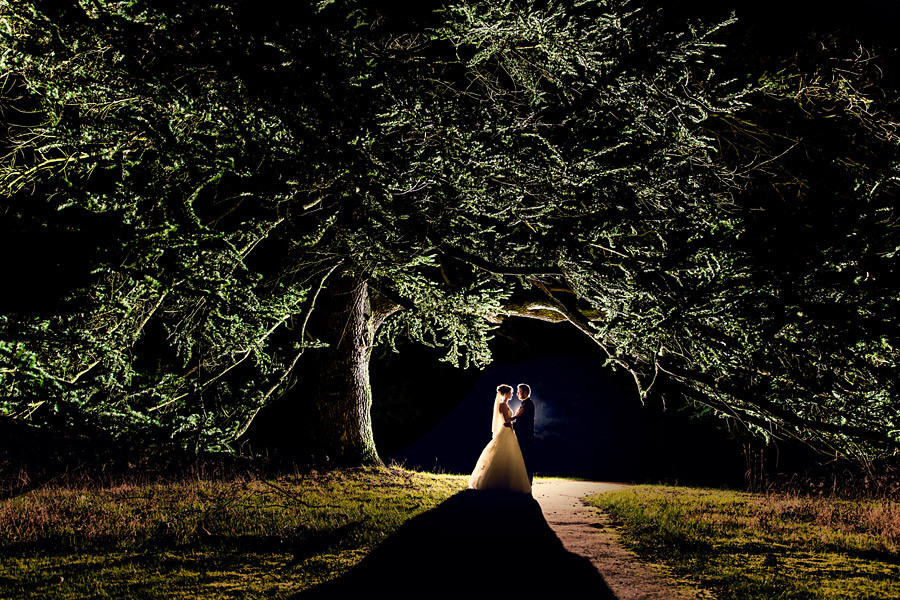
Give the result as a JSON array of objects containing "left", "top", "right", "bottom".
[{"left": 496, "top": 384, "right": 513, "bottom": 399}]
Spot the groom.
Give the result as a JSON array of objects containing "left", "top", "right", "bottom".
[{"left": 510, "top": 383, "right": 535, "bottom": 484}]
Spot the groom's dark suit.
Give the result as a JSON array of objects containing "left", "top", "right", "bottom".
[{"left": 514, "top": 398, "right": 535, "bottom": 484}]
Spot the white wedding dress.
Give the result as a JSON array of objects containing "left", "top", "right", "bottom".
[{"left": 468, "top": 397, "right": 531, "bottom": 494}]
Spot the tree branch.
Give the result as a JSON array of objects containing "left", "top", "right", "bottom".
[
  {"left": 659, "top": 363, "right": 896, "bottom": 446},
  {"left": 368, "top": 277, "right": 416, "bottom": 312},
  {"left": 440, "top": 244, "right": 562, "bottom": 276},
  {"left": 233, "top": 262, "right": 342, "bottom": 441}
]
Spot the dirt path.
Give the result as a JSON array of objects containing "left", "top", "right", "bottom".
[{"left": 532, "top": 479, "right": 713, "bottom": 600}]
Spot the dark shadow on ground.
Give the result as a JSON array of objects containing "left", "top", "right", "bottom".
[{"left": 294, "top": 489, "right": 616, "bottom": 599}]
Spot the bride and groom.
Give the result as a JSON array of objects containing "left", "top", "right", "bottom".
[{"left": 468, "top": 383, "right": 535, "bottom": 494}]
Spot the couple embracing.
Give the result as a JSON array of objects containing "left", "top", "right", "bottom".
[{"left": 468, "top": 383, "right": 535, "bottom": 495}]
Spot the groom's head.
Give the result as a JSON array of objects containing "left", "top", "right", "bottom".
[{"left": 517, "top": 383, "right": 531, "bottom": 400}]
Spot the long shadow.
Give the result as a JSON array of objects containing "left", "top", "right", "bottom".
[{"left": 294, "top": 489, "right": 616, "bottom": 599}]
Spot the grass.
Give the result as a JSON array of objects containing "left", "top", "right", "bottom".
[
  {"left": 586, "top": 485, "right": 900, "bottom": 600},
  {"left": 0, "top": 466, "right": 467, "bottom": 599}
]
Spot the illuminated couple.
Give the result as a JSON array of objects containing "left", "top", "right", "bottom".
[{"left": 468, "top": 383, "right": 535, "bottom": 495}]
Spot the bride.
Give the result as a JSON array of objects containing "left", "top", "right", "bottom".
[{"left": 468, "top": 384, "right": 532, "bottom": 494}]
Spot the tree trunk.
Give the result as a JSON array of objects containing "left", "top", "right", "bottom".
[{"left": 301, "top": 275, "right": 386, "bottom": 466}]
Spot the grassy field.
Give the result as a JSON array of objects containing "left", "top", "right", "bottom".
[
  {"left": 586, "top": 485, "right": 900, "bottom": 600},
  {"left": 7, "top": 470, "right": 899, "bottom": 600},
  {"left": 0, "top": 466, "right": 467, "bottom": 599}
]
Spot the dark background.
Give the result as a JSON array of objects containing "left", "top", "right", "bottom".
[{"left": 372, "top": 319, "right": 749, "bottom": 486}]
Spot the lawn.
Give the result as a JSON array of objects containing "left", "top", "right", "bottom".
[
  {"left": 586, "top": 485, "right": 900, "bottom": 600},
  {"left": 8, "top": 470, "right": 898, "bottom": 599},
  {"left": 0, "top": 466, "right": 467, "bottom": 599}
]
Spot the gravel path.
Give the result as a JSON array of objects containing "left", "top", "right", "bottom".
[{"left": 532, "top": 479, "right": 713, "bottom": 600}]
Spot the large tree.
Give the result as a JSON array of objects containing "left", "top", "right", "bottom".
[{"left": 1, "top": 0, "right": 898, "bottom": 464}]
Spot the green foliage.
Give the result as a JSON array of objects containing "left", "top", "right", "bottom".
[
  {"left": 587, "top": 485, "right": 900, "bottom": 599},
  {"left": 0, "top": 0, "right": 898, "bottom": 459},
  {"left": 669, "top": 40, "right": 900, "bottom": 455},
  {"left": 0, "top": 1, "right": 336, "bottom": 449}
]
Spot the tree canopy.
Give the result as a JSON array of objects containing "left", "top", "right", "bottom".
[{"left": 1, "top": 0, "right": 898, "bottom": 462}]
